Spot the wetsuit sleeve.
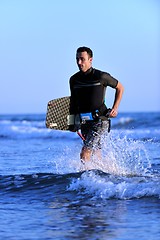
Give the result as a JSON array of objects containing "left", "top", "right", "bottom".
[
  {"left": 69, "top": 77, "right": 77, "bottom": 114},
  {"left": 101, "top": 72, "right": 118, "bottom": 88}
]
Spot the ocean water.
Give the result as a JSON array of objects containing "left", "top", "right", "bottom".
[{"left": 0, "top": 112, "right": 160, "bottom": 240}]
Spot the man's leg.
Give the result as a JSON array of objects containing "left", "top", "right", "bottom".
[
  {"left": 80, "top": 120, "right": 110, "bottom": 163},
  {"left": 80, "top": 121, "right": 102, "bottom": 162}
]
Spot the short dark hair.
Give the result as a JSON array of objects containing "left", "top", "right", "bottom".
[{"left": 76, "top": 46, "right": 93, "bottom": 58}]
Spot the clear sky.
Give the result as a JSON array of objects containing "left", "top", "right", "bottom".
[{"left": 0, "top": 0, "right": 159, "bottom": 114}]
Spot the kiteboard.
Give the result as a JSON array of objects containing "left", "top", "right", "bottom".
[
  {"left": 46, "top": 96, "right": 71, "bottom": 130},
  {"left": 45, "top": 96, "right": 110, "bottom": 141}
]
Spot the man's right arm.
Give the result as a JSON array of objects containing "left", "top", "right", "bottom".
[
  {"left": 69, "top": 77, "right": 75, "bottom": 114},
  {"left": 69, "top": 77, "right": 78, "bottom": 132}
]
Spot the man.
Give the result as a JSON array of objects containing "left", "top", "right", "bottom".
[{"left": 69, "top": 46, "right": 124, "bottom": 162}]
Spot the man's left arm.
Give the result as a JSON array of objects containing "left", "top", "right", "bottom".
[{"left": 110, "top": 81, "right": 124, "bottom": 118}]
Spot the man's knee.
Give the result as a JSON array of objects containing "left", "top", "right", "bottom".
[{"left": 80, "top": 147, "right": 91, "bottom": 161}]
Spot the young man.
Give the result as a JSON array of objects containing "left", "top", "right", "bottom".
[{"left": 69, "top": 46, "right": 124, "bottom": 162}]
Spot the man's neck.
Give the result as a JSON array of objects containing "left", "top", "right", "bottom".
[{"left": 80, "top": 67, "right": 93, "bottom": 75}]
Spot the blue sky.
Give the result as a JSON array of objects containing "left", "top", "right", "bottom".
[{"left": 0, "top": 0, "right": 159, "bottom": 113}]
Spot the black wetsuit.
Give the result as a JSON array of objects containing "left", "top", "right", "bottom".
[
  {"left": 69, "top": 67, "right": 118, "bottom": 148},
  {"left": 70, "top": 67, "right": 118, "bottom": 115}
]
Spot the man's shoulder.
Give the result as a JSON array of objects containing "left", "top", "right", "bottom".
[
  {"left": 70, "top": 71, "right": 80, "bottom": 80},
  {"left": 93, "top": 68, "right": 110, "bottom": 78},
  {"left": 69, "top": 72, "right": 80, "bottom": 86},
  {"left": 93, "top": 68, "right": 118, "bottom": 87}
]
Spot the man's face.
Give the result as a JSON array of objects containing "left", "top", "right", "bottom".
[{"left": 76, "top": 51, "right": 92, "bottom": 72}]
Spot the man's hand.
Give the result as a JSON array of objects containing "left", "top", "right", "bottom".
[{"left": 109, "top": 108, "right": 118, "bottom": 118}]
